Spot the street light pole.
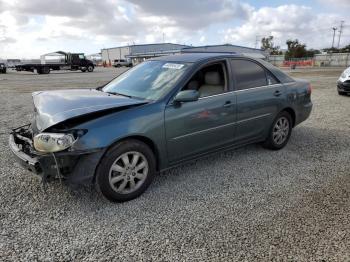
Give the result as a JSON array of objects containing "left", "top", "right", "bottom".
[
  {"left": 332, "top": 27, "right": 337, "bottom": 49},
  {"left": 337, "top": 21, "right": 345, "bottom": 49}
]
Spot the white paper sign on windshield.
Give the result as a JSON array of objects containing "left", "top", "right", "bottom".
[{"left": 162, "top": 63, "right": 184, "bottom": 69}]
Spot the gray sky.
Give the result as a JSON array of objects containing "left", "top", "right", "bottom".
[{"left": 0, "top": 0, "right": 349, "bottom": 58}]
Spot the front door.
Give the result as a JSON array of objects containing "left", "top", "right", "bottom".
[{"left": 164, "top": 61, "right": 236, "bottom": 164}]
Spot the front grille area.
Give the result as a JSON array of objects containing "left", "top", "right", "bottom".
[{"left": 12, "top": 124, "right": 36, "bottom": 156}]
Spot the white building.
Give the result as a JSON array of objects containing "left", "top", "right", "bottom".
[
  {"left": 101, "top": 43, "right": 189, "bottom": 65},
  {"left": 101, "top": 43, "right": 268, "bottom": 66},
  {"left": 181, "top": 44, "right": 268, "bottom": 59}
]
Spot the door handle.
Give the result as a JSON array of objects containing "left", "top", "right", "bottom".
[
  {"left": 274, "top": 90, "right": 282, "bottom": 97},
  {"left": 223, "top": 101, "right": 232, "bottom": 108}
]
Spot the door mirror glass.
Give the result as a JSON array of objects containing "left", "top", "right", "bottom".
[{"left": 174, "top": 90, "right": 199, "bottom": 103}]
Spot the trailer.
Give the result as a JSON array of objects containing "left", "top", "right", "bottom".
[{"left": 15, "top": 51, "right": 95, "bottom": 74}]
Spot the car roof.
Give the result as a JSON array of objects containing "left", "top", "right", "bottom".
[
  {"left": 150, "top": 52, "right": 295, "bottom": 84},
  {"left": 150, "top": 53, "right": 239, "bottom": 63}
]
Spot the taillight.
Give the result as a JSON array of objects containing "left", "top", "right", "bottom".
[{"left": 307, "top": 83, "right": 312, "bottom": 94}]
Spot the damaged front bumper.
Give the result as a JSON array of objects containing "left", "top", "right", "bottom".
[{"left": 9, "top": 124, "right": 105, "bottom": 185}]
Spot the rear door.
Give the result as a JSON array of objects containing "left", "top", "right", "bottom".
[{"left": 230, "top": 58, "right": 284, "bottom": 142}]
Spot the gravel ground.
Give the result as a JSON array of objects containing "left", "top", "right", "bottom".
[{"left": 0, "top": 67, "right": 349, "bottom": 261}]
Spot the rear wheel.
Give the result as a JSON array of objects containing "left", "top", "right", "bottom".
[
  {"left": 263, "top": 111, "right": 292, "bottom": 150},
  {"left": 42, "top": 67, "right": 50, "bottom": 74},
  {"left": 96, "top": 139, "right": 156, "bottom": 202}
]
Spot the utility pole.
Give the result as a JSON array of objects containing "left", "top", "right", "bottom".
[
  {"left": 162, "top": 32, "right": 165, "bottom": 43},
  {"left": 337, "top": 20, "right": 345, "bottom": 49},
  {"left": 332, "top": 27, "right": 337, "bottom": 48},
  {"left": 255, "top": 35, "right": 262, "bottom": 49}
]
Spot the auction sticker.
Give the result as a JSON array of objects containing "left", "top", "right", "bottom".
[{"left": 162, "top": 63, "right": 184, "bottom": 69}]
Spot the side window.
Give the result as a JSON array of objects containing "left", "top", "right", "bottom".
[
  {"left": 182, "top": 62, "right": 228, "bottom": 98},
  {"left": 267, "top": 71, "right": 279, "bottom": 85},
  {"left": 231, "top": 59, "right": 267, "bottom": 90}
]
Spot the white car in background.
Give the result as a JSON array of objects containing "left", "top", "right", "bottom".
[
  {"left": 113, "top": 59, "right": 132, "bottom": 68},
  {"left": 337, "top": 67, "right": 350, "bottom": 95}
]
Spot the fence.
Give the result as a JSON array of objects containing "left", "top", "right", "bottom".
[{"left": 268, "top": 53, "right": 350, "bottom": 67}]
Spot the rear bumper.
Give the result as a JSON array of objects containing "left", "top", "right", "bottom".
[
  {"left": 295, "top": 102, "right": 313, "bottom": 126},
  {"left": 9, "top": 128, "right": 105, "bottom": 185}
]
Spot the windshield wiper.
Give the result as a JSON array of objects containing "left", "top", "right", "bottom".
[{"left": 106, "top": 91, "right": 133, "bottom": 98}]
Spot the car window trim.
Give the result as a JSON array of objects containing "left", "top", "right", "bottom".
[
  {"left": 167, "top": 81, "right": 283, "bottom": 104},
  {"left": 198, "top": 83, "right": 282, "bottom": 100}
]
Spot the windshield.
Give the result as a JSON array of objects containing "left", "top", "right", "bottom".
[{"left": 103, "top": 60, "right": 191, "bottom": 100}]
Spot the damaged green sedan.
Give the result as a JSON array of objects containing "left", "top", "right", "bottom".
[{"left": 9, "top": 53, "right": 312, "bottom": 202}]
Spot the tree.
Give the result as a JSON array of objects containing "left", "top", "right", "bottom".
[
  {"left": 261, "top": 36, "right": 282, "bottom": 55},
  {"left": 341, "top": 44, "right": 350, "bottom": 53},
  {"left": 284, "top": 39, "right": 312, "bottom": 60},
  {"left": 323, "top": 44, "right": 350, "bottom": 53}
]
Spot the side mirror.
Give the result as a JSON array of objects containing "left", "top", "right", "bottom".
[{"left": 174, "top": 90, "right": 199, "bottom": 103}]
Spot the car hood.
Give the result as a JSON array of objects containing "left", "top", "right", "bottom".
[{"left": 32, "top": 89, "right": 147, "bottom": 131}]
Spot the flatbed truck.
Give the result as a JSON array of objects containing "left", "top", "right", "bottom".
[{"left": 15, "top": 51, "right": 94, "bottom": 74}]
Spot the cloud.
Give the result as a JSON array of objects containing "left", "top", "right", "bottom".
[
  {"left": 128, "top": 0, "right": 251, "bottom": 30},
  {"left": 0, "top": 36, "right": 16, "bottom": 43},
  {"left": 17, "top": 0, "right": 88, "bottom": 17},
  {"left": 0, "top": 0, "right": 348, "bottom": 58},
  {"left": 222, "top": 4, "right": 348, "bottom": 49},
  {"left": 318, "top": 0, "right": 350, "bottom": 7}
]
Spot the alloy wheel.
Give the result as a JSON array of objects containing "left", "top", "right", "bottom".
[
  {"left": 108, "top": 151, "right": 149, "bottom": 194},
  {"left": 272, "top": 116, "right": 290, "bottom": 145}
]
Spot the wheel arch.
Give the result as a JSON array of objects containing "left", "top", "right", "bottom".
[
  {"left": 281, "top": 107, "right": 296, "bottom": 127},
  {"left": 96, "top": 135, "right": 160, "bottom": 177}
]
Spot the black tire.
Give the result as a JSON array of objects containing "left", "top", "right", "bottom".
[
  {"left": 263, "top": 111, "right": 293, "bottom": 150},
  {"left": 338, "top": 90, "right": 347, "bottom": 96},
  {"left": 87, "top": 65, "right": 94, "bottom": 72},
  {"left": 96, "top": 139, "right": 156, "bottom": 202},
  {"left": 37, "top": 68, "right": 43, "bottom": 74},
  {"left": 116, "top": 64, "right": 121, "bottom": 68},
  {"left": 43, "top": 67, "right": 50, "bottom": 74},
  {"left": 81, "top": 68, "right": 87, "bottom": 72}
]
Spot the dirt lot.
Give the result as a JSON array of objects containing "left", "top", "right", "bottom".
[{"left": 0, "top": 67, "right": 349, "bottom": 261}]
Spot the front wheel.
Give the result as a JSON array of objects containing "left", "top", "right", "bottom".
[
  {"left": 263, "top": 111, "right": 292, "bottom": 150},
  {"left": 87, "top": 65, "right": 94, "bottom": 72},
  {"left": 96, "top": 140, "right": 156, "bottom": 202},
  {"left": 338, "top": 90, "right": 347, "bottom": 96}
]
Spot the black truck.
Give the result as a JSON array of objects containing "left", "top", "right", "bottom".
[
  {"left": 0, "top": 63, "right": 6, "bottom": 74},
  {"left": 15, "top": 51, "right": 94, "bottom": 74}
]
